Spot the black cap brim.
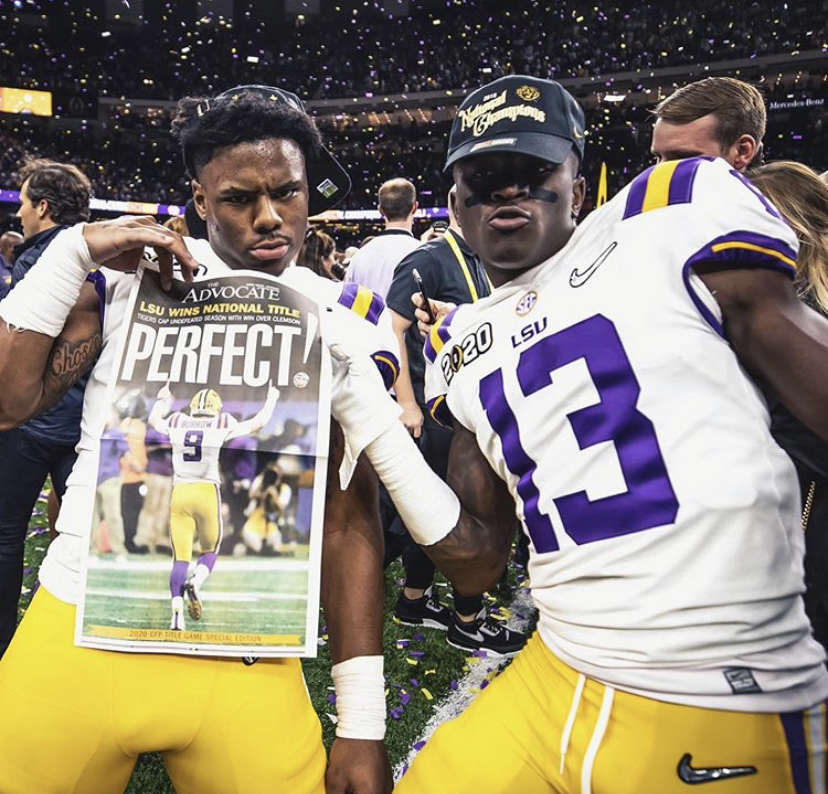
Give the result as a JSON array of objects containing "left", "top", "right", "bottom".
[
  {"left": 444, "top": 131, "right": 578, "bottom": 172},
  {"left": 307, "top": 146, "right": 352, "bottom": 216}
]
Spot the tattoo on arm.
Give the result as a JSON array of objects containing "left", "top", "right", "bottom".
[{"left": 41, "top": 332, "right": 103, "bottom": 412}]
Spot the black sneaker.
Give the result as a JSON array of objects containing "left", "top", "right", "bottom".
[
  {"left": 394, "top": 587, "right": 452, "bottom": 631},
  {"left": 448, "top": 609, "right": 528, "bottom": 656}
]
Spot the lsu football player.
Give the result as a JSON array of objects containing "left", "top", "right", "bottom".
[
  {"left": 0, "top": 86, "right": 398, "bottom": 794},
  {"left": 331, "top": 76, "right": 828, "bottom": 793},
  {"left": 148, "top": 382, "right": 279, "bottom": 630}
]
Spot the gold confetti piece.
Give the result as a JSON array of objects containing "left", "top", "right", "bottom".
[
  {"left": 422, "top": 688, "right": 433, "bottom": 701},
  {"left": 465, "top": 657, "right": 481, "bottom": 666},
  {"left": 406, "top": 657, "right": 419, "bottom": 666},
  {"left": 425, "top": 669, "right": 436, "bottom": 676}
]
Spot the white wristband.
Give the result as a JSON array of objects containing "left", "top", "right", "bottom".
[
  {"left": 331, "top": 655, "right": 386, "bottom": 740},
  {"left": 0, "top": 224, "right": 94, "bottom": 337},
  {"left": 365, "top": 420, "right": 461, "bottom": 546}
]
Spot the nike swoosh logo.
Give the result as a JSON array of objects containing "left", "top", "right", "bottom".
[
  {"left": 569, "top": 242, "right": 617, "bottom": 288},
  {"left": 677, "top": 754, "right": 757, "bottom": 785}
]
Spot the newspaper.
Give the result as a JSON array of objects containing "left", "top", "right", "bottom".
[{"left": 76, "top": 265, "right": 331, "bottom": 657}]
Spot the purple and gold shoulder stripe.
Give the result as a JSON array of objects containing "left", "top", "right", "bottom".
[
  {"left": 685, "top": 230, "right": 797, "bottom": 278},
  {"left": 424, "top": 307, "right": 460, "bottom": 364},
  {"left": 337, "top": 283, "right": 385, "bottom": 325},
  {"left": 371, "top": 350, "right": 400, "bottom": 391},
  {"left": 622, "top": 157, "right": 706, "bottom": 221}
]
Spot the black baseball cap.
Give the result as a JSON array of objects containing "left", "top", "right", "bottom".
[
  {"left": 445, "top": 75, "right": 586, "bottom": 171},
  {"left": 182, "top": 84, "right": 351, "bottom": 216}
]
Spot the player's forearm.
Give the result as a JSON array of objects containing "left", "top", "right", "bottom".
[
  {"left": 363, "top": 421, "right": 509, "bottom": 594},
  {"left": 321, "top": 520, "right": 384, "bottom": 662},
  {"left": 391, "top": 324, "right": 418, "bottom": 407},
  {"left": 147, "top": 400, "right": 172, "bottom": 432},
  {"left": 0, "top": 227, "right": 99, "bottom": 428}
]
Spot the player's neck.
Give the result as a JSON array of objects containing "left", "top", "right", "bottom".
[{"left": 483, "top": 230, "right": 576, "bottom": 288}]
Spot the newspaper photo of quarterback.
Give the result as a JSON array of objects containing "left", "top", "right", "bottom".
[
  {"left": 76, "top": 262, "right": 331, "bottom": 656},
  {"left": 149, "top": 381, "right": 280, "bottom": 633}
]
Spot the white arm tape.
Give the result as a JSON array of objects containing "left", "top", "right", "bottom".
[
  {"left": 365, "top": 420, "right": 461, "bottom": 546},
  {"left": 0, "top": 224, "right": 94, "bottom": 338},
  {"left": 331, "top": 655, "right": 386, "bottom": 740}
]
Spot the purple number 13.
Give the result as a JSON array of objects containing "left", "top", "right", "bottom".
[{"left": 480, "top": 314, "right": 678, "bottom": 553}]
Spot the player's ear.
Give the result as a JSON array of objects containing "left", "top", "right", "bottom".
[
  {"left": 191, "top": 180, "right": 208, "bottom": 220},
  {"left": 570, "top": 167, "right": 586, "bottom": 221},
  {"left": 732, "top": 134, "right": 759, "bottom": 172}
]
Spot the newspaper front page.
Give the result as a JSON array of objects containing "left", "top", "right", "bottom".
[{"left": 76, "top": 265, "right": 330, "bottom": 657}]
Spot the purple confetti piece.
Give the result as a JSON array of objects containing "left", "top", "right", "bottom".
[
  {"left": 409, "top": 678, "right": 419, "bottom": 688},
  {"left": 408, "top": 650, "right": 425, "bottom": 659},
  {"left": 413, "top": 741, "right": 426, "bottom": 751},
  {"left": 450, "top": 680, "right": 459, "bottom": 691}
]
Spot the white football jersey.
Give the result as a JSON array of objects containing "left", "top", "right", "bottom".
[
  {"left": 164, "top": 412, "right": 237, "bottom": 485},
  {"left": 424, "top": 157, "right": 828, "bottom": 711},
  {"left": 39, "top": 236, "right": 399, "bottom": 605}
]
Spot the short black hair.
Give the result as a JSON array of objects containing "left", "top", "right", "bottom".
[
  {"left": 172, "top": 91, "right": 324, "bottom": 180},
  {"left": 19, "top": 158, "right": 92, "bottom": 224}
]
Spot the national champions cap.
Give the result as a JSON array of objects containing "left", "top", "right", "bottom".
[
  {"left": 445, "top": 75, "right": 586, "bottom": 171},
  {"left": 183, "top": 84, "right": 351, "bottom": 216}
]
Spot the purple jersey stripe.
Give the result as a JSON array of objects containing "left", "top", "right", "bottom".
[
  {"left": 426, "top": 395, "right": 452, "bottom": 428},
  {"left": 86, "top": 270, "right": 106, "bottom": 329},
  {"left": 423, "top": 307, "right": 460, "bottom": 363},
  {"left": 337, "top": 282, "right": 360, "bottom": 311},
  {"left": 667, "top": 158, "right": 702, "bottom": 206},
  {"left": 621, "top": 165, "right": 654, "bottom": 220},
  {"left": 424, "top": 334, "right": 438, "bottom": 364},
  {"left": 371, "top": 350, "right": 399, "bottom": 390},
  {"left": 781, "top": 711, "right": 813, "bottom": 794},
  {"left": 364, "top": 291, "right": 386, "bottom": 325},
  {"left": 685, "top": 230, "right": 797, "bottom": 279}
]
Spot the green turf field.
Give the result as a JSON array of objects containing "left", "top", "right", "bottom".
[
  {"left": 18, "top": 488, "right": 533, "bottom": 792},
  {"left": 81, "top": 555, "right": 312, "bottom": 646}
]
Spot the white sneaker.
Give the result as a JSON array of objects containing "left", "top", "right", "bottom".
[{"left": 170, "top": 596, "right": 186, "bottom": 631}]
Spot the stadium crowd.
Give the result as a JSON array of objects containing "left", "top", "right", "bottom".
[
  {"left": 2, "top": 0, "right": 826, "bottom": 100},
  {"left": 1, "top": 77, "right": 826, "bottom": 219}
]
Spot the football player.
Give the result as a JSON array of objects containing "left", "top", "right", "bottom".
[
  {"left": 148, "top": 382, "right": 279, "bottom": 630},
  {"left": 0, "top": 86, "right": 397, "bottom": 794},
  {"left": 331, "top": 75, "right": 828, "bottom": 793}
]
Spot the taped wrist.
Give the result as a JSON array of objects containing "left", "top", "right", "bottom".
[
  {"left": 0, "top": 225, "right": 94, "bottom": 337},
  {"left": 365, "top": 421, "right": 460, "bottom": 546},
  {"left": 331, "top": 655, "right": 386, "bottom": 740}
]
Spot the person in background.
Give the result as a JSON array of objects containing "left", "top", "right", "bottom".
[
  {"left": 297, "top": 228, "right": 339, "bottom": 280},
  {"left": 750, "top": 160, "right": 828, "bottom": 652},
  {"left": 345, "top": 178, "right": 421, "bottom": 298},
  {"left": 0, "top": 158, "right": 94, "bottom": 659},
  {"left": 0, "top": 231, "right": 23, "bottom": 297},
  {"left": 651, "top": 76, "right": 766, "bottom": 172}
]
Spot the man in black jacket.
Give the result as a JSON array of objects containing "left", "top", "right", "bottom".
[{"left": 0, "top": 158, "right": 94, "bottom": 658}]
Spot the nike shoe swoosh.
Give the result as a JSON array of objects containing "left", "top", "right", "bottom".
[
  {"left": 677, "top": 753, "right": 757, "bottom": 784},
  {"left": 569, "top": 241, "right": 617, "bottom": 288}
]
